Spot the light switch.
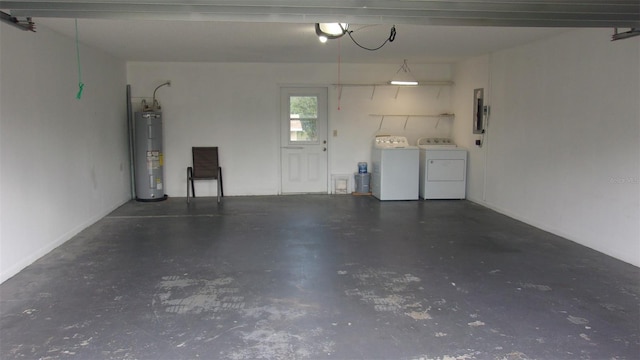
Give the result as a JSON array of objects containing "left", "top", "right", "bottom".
[{"left": 333, "top": 130, "right": 338, "bottom": 137}]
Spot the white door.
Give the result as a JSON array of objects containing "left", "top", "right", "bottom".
[{"left": 280, "top": 87, "right": 328, "bottom": 194}]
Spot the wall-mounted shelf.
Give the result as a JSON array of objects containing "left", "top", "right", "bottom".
[
  {"left": 333, "top": 81, "right": 454, "bottom": 87},
  {"left": 369, "top": 114, "right": 455, "bottom": 130},
  {"left": 369, "top": 114, "right": 454, "bottom": 118},
  {"left": 333, "top": 81, "right": 454, "bottom": 100}
]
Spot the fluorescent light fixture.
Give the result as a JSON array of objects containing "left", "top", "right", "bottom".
[
  {"left": 390, "top": 59, "right": 418, "bottom": 86},
  {"left": 390, "top": 80, "right": 419, "bottom": 86},
  {"left": 315, "top": 23, "right": 348, "bottom": 40}
]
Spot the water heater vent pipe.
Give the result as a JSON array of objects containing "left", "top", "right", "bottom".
[{"left": 152, "top": 81, "right": 171, "bottom": 110}]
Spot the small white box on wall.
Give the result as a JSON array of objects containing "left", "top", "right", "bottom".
[{"left": 331, "top": 174, "right": 351, "bottom": 194}]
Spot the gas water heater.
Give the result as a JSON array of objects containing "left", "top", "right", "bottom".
[{"left": 134, "top": 111, "right": 167, "bottom": 201}]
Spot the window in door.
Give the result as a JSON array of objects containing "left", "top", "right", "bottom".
[{"left": 289, "top": 96, "right": 318, "bottom": 143}]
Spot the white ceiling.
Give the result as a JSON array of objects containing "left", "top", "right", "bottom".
[{"left": 36, "top": 18, "right": 568, "bottom": 63}]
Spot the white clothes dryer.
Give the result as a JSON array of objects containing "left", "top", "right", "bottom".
[
  {"left": 417, "top": 138, "right": 467, "bottom": 199},
  {"left": 371, "top": 136, "right": 419, "bottom": 201}
]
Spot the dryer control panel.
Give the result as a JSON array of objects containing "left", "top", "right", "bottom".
[
  {"left": 416, "top": 138, "right": 458, "bottom": 149},
  {"left": 375, "top": 135, "right": 410, "bottom": 148},
  {"left": 417, "top": 138, "right": 455, "bottom": 146}
]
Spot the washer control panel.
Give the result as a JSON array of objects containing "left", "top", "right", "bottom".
[{"left": 375, "top": 136, "right": 410, "bottom": 148}]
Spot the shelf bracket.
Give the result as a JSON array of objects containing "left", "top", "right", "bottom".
[
  {"left": 370, "top": 85, "right": 376, "bottom": 100},
  {"left": 378, "top": 116, "right": 385, "bottom": 130}
]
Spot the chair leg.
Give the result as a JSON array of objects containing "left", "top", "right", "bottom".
[
  {"left": 217, "top": 167, "right": 222, "bottom": 203},
  {"left": 187, "top": 167, "right": 195, "bottom": 204},
  {"left": 219, "top": 167, "right": 224, "bottom": 197}
]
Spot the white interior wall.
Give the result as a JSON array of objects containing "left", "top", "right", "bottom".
[
  {"left": 451, "top": 54, "right": 490, "bottom": 202},
  {"left": 452, "top": 29, "right": 640, "bottom": 267},
  {"left": 126, "top": 62, "right": 453, "bottom": 196},
  {"left": 0, "top": 23, "right": 130, "bottom": 283},
  {"left": 0, "top": 26, "right": 4, "bottom": 274}
]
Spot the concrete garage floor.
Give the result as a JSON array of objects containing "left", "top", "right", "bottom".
[{"left": 1, "top": 195, "right": 638, "bottom": 360}]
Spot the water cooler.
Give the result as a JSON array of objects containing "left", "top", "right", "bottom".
[
  {"left": 134, "top": 111, "right": 167, "bottom": 201},
  {"left": 355, "top": 162, "right": 371, "bottom": 194}
]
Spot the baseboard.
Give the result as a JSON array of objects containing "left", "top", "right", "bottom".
[
  {"left": 0, "top": 199, "right": 129, "bottom": 284},
  {"left": 466, "top": 197, "right": 639, "bottom": 268}
]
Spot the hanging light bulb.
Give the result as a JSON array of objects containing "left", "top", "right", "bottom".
[{"left": 315, "top": 23, "right": 348, "bottom": 40}]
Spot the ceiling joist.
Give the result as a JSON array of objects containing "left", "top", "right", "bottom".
[{"left": 0, "top": 0, "right": 638, "bottom": 28}]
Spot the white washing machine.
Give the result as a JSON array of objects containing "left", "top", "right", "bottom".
[
  {"left": 371, "top": 135, "right": 419, "bottom": 201},
  {"left": 417, "top": 138, "right": 467, "bottom": 199}
]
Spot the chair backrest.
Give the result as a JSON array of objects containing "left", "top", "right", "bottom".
[{"left": 192, "top": 147, "right": 219, "bottom": 179}]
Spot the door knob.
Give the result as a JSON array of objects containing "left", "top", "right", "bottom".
[{"left": 323, "top": 147, "right": 327, "bottom": 151}]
